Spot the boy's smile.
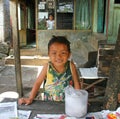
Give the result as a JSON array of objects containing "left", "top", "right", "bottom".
[{"left": 48, "top": 42, "right": 71, "bottom": 71}]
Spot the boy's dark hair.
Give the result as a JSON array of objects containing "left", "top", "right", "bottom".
[
  {"left": 48, "top": 35, "right": 71, "bottom": 52},
  {"left": 48, "top": 13, "right": 54, "bottom": 18}
]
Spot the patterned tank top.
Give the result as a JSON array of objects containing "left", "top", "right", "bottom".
[{"left": 44, "top": 61, "right": 73, "bottom": 101}]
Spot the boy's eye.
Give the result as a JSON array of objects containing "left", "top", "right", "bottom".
[
  {"left": 51, "top": 52, "right": 56, "bottom": 55},
  {"left": 61, "top": 52, "right": 67, "bottom": 55}
]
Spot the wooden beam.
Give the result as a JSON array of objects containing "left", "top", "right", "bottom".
[{"left": 12, "top": 0, "right": 23, "bottom": 97}]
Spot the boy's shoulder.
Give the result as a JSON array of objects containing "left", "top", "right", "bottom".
[
  {"left": 42, "top": 63, "right": 49, "bottom": 69},
  {"left": 43, "top": 62, "right": 49, "bottom": 66}
]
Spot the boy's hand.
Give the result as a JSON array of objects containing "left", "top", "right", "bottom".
[{"left": 18, "top": 98, "right": 33, "bottom": 105}]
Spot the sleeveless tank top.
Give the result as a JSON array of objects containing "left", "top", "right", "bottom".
[{"left": 44, "top": 61, "right": 73, "bottom": 101}]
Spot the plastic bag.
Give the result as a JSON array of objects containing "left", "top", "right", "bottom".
[{"left": 65, "top": 86, "right": 88, "bottom": 117}]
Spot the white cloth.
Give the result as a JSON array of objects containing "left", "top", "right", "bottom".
[
  {"left": 79, "top": 67, "right": 106, "bottom": 79},
  {"left": 46, "top": 20, "right": 54, "bottom": 30}
]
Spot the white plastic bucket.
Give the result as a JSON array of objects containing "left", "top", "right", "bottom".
[{"left": 65, "top": 86, "right": 88, "bottom": 117}]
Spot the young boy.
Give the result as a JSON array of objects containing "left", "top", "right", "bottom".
[
  {"left": 19, "top": 36, "right": 81, "bottom": 105},
  {"left": 46, "top": 14, "right": 55, "bottom": 30}
]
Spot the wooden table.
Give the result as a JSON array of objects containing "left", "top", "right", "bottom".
[
  {"left": 1, "top": 97, "right": 104, "bottom": 118},
  {"left": 1, "top": 98, "right": 65, "bottom": 119},
  {"left": 19, "top": 100, "right": 65, "bottom": 118}
]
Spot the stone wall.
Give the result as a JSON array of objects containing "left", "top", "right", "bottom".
[
  {"left": 0, "top": 0, "right": 4, "bottom": 42},
  {"left": 0, "top": 0, "right": 11, "bottom": 43},
  {"left": 0, "top": 0, "right": 11, "bottom": 63},
  {"left": 0, "top": 42, "right": 10, "bottom": 58},
  {"left": 0, "top": 42, "right": 10, "bottom": 67},
  {"left": 3, "top": 0, "right": 11, "bottom": 42}
]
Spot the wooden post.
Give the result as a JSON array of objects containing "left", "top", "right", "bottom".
[
  {"left": 12, "top": 0, "right": 23, "bottom": 97},
  {"left": 103, "top": 24, "right": 120, "bottom": 110}
]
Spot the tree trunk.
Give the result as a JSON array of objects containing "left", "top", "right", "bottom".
[{"left": 103, "top": 24, "right": 120, "bottom": 110}]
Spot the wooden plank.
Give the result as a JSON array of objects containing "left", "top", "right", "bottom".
[
  {"left": 98, "top": 42, "right": 115, "bottom": 77},
  {"left": 99, "top": 49, "right": 114, "bottom": 55},
  {"left": 99, "top": 61, "right": 111, "bottom": 67},
  {"left": 12, "top": 0, "right": 23, "bottom": 97},
  {"left": 88, "top": 97, "right": 104, "bottom": 102},
  {"left": 99, "top": 56, "right": 113, "bottom": 61},
  {"left": 84, "top": 78, "right": 106, "bottom": 90},
  {"left": 99, "top": 44, "right": 115, "bottom": 49}
]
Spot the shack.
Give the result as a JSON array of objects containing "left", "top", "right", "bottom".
[{"left": 8, "top": 0, "right": 120, "bottom": 57}]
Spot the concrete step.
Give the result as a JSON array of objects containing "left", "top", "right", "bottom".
[
  {"left": 9, "top": 48, "right": 42, "bottom": 56},
  {"left": 5, "top": 55, "right": 49, "bottom": 66},
  {"left": 6, "top": 48, "right": 49, "bottom": 66},
  {"left": 20, "top": 48, "right": 42, "bottom": 56}
]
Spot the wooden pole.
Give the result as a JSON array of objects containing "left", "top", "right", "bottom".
[{"left": 13, "top": 0, "right": 23, "bottom": 97}]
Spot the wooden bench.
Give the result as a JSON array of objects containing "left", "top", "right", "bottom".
[
  {"left": 79, "top": 42, "right": 115, "bottom": 98},
  {"left": 79, "top": 67, "right": 108, "bottom": 90}
]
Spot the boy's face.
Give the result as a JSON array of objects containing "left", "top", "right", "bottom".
[
  {"left": 48, "top": 42, "right": 71, "bottom": 67},
  {"left": 49, "top": 15, "right": 54, "bottom": 21}
]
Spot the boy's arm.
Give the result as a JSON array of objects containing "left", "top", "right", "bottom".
[
  {"left": 28, "top": 63, "right": 48, "bottom": 101},
  {"left": 71, "top": 62, "right": 81, "bottom": 89},
  {"left": 19, "top": 63, "right": 48, "bottom": 105}
]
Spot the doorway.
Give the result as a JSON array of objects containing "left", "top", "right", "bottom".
[
  {"left": 26, "top": 0, "right": 36, "bottom": 48},
  {"left": 18, "top": 0, "right": 36, "bottom": 49},
  {"left": 97, "top": 0, "right": 106, "bottom": 33}
]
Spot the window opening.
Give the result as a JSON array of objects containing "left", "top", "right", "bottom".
[
  {"left": 38, "top": 0, "right": 55, "bottom": 30},
  {"left": 56, "top": 0, "right": 74, "bottom": 29},
  {"left": 37, "top": 0, "right": 93, "bottom": 30},
  {"left": 114, "top": 0, "right": 120, "bottom": 4}
]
